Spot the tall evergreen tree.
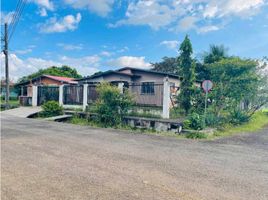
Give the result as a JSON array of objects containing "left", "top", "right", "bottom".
[{"left": 178, "top": 35, "right": 195, "bottom": 114}]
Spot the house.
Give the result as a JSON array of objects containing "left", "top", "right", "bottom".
[
  {"left": 77, "top": 67, "right": 181, "bottom": 107},
  {"left": 78, "top": 67, "right": 181, "bottom": 87},
  {"left": 0, "top": 80, "right": 18, "bottom": 99},
  {"left": 17, "top": 74, "right": 78, "bottom": 97},
  {"left": 15, "top": 75, "right": 78, "bottom": 106}
]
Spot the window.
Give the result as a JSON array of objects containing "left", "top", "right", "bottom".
[{"left": 141, "top": 82, "right": 155, "bottom": 95}]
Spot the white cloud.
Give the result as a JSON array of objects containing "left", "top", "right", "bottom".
[
  {"left": 30, "top": 0, "right": 54, "bottom": 16},
  {"left": 117, "top": 46, "right": 129, "bottom": 53},
  {"left": 204, "top": 0, "right": 265, "bottom": 18},
  {"left": 0, "top": 11, "right": 15, "bottom": 25},
  {"left": 14, "top": 45, "right": 36, "bottom": 55},
  {"left": 31, "top": 0, "right": 54, "bottom": 10},
  {"left": 178, "top": 16, "right": 198, "bottom": 31},
  {"left": 109, "top": 0, "right": 180, "bottom": 30},
  {"left": 100, "top": 51, "right": 112, "bottom": 57},
  {"left": 64, "top": 0, "right": 115, "bottom": 17},
  {"left": 0, "top": 53, "right": 100, "bottom": 81},
  {"left": 38, "top": 8, "right": 48, "bottom": 17},
  {"left": 14, "top": 49, "right": 33, "bottom": 55},
  {"left": 107, "top": 56, "right": 151, "bottom": 69},
  {"left": 160, "top": 40, "right": 179, "bottom": 50},
  {"left": 110, "top": 0, "right": 266, "bottom": 33},
  {"left": 197, "top": 25, "right": 220, "bottom": 33},
  {"left": 39, "top": 13, "right": 82, "bottom": 33},
  {"left": 57, "top": 43, "right": 83, "bottom": 50}
]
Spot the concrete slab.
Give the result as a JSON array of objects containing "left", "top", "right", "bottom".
[{"left": 0, "top": 106, "right": 42, "bottom": 118}]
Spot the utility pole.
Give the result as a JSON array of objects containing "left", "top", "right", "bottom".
[{"left": 3, "top": 23, "right": 10, "bottom": 108}]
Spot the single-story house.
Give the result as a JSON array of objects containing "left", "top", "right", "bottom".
[
  {"left": 77, "top": 67, "right": 182, "bottom": 107},
  {"left": 78, "top": 67, "right": 181, "bottom": 87},
  {"left": 0, "top": 80, "right": 18, "bottom": 99},
  {"left": 16, "top": 74, "right": 78, "bottom": 97}
]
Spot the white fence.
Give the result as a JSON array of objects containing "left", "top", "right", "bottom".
[{"left": 32, "top": 78, "right": 173, "bottom": 118}]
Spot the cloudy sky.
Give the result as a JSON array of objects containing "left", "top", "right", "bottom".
[{"left": 1, "top": 0, "right": 268, "bottom": 80}]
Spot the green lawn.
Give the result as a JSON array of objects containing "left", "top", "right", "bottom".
[
  {"left": 0, "top": 99, "right": 20, "bottom": 111},
  {"left": 212, "top": 110, "right": 268, "bottom": 138}
]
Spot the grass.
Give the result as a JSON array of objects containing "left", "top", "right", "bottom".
[
  {"left": 0, "top": 99, "right": 20, "bottom": 111},
  {"left": 68, "top": 116, "right": 184, "bottom": 139},
  {"left": 212, "top": 110, "right": 268, "bottom": 138}
]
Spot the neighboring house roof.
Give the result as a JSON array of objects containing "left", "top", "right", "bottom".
[
  {"left": 43, "top": 75, "right": 77, "bottom": 84},
  {"left": 1, "top": 80, "right": 15, "bottom": 87},
  {"left": 16, "top": 74, "right": 78, "bottom": 86},
  {"left": 77, "top": 67, "right": 180, "bottom": 82}
]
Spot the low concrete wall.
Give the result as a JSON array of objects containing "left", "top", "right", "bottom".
[
  {"left": 63, "top": 111, "right": 183, "bottom": 133},
  {"left": 124, "top": 116, "right": 183, "bottom": 133}
]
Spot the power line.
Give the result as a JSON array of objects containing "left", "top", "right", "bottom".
[
  {"left": 8, "top": 0, "right": 23, "bottom": 34},
  {"left": 8, "top": 0, "right": 27, "bottom": 42}
]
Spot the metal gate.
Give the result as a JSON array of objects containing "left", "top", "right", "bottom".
[
  {"left": 63, "top": 85, "right": 83, "bottom": 105},
  {"left": 37, "top": 86, "right": 59, "bottom": 106}
]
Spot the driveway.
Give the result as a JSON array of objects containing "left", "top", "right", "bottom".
[
  {"left": 1, "top": 107, "right": 42, "bottom": 118},
  {"left": 1, "top": 113, "right": 268, "bottom": 200}
]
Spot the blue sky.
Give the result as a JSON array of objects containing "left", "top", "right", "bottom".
[{"left": 1, "top": 0, "right": 268, "bottom": 80}]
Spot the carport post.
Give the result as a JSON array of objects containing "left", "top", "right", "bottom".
[
  {"left": 59, "top": 85, "right": 64, "bottom": 106},
  {"left": 83, "top": 84, "right": 88, "bottom": 111},
  {"left": 32, "top": 85, "right": 38, "bottom": 107},
  {"left": 162, "top": 77, "right": 170, "bottom": 119}
]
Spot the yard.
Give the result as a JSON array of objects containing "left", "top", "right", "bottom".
[{"left": 1, "top": 112, "right": 268, "bottom": 200}]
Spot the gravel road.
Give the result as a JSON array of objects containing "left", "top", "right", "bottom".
[{"left": 1, "top": 113, "right": 268, "bottom": 200}]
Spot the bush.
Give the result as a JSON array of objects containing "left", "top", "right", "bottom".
[
  {"left": 184, "top": 112, "right": 205, "bottom": 130},
  {"left": 170, "top": 107, "right": 186, "bottom": 118},
  {"left": 229, "top": 109, "right": 250, "bottom": 125},
  {"left": 186, "top": 132, "right": 207, "bottom": 139},
  {"left": 205, "top": 113, "right": 222, "bottom": 127},
  {"left": 41, "top": 101, "right": 63, "bottom": 117},
  {"left": 95, "top": 82, "right": 133, "bottom": 127}
]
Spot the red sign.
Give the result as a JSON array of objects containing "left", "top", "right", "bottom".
[{"left": 202, "top": 80, "right": 213, "bottom": 92}]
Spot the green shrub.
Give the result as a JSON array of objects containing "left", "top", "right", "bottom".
[
  {"left": 185, "top": 112, "right": 205, "bottom": 130},
  {"left": 229, "top": 109, "right": 250, "bottom": 125},
  {"left": 170, "top": 107, "right": 186, "bottom": 118},
  {"left": 95, "top": 82, "right": 133, "bottom": 127},
  {"left": 186, "top": 132, "right": 207, "bottom": 139},
  {"left": 205, "top": 113, "right": 223, "bottom": 127},
  {"left": 41, "top": 101, "right": 63, "bottom": 117}
]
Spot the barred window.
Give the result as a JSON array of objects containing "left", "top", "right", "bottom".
[{"left": 141, "top": 82, "right": 155, "bottom": 95}]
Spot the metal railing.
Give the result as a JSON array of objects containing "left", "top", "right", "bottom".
[
  {"left": 37, "top": 86, "right": 59, "bottom": 106},
  {"left": 63, "top": 85, "right": 83, "bottom": 105}
]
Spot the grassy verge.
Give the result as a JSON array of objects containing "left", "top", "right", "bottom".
[
  {"left": 212, "top": 110, "right": 268, "bottom": 138},
  {"left": 68, "top": 116, "right": 184, "bottom": 138}
]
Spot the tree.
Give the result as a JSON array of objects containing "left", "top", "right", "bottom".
[
  {"left": 18, "top": 65, "right": 82, "bottom": 83},
  {"left": 203, "top": 44, "right": 228, "bottom": 64},
  {"left": 178, "top": 35, "right": 195, "bottom": 114},
  {"left": 151, "top": 57, "right": 178, "bottom": 74},
  {"left": 207, "top": 57, "right": 261, "bottom": 118}
]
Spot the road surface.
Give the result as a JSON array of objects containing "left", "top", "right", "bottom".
[{"left": 1, "top": 113, "right": 268, "bottom": 200}]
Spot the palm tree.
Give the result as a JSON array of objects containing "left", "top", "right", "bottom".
[{"left": 203, "top": 45, "right": 228, "bottom": 64}]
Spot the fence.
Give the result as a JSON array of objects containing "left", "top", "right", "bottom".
[
  {"left": 63, "top": 85, "right": 83, "bottom": 105},
  {"left": 29, "top": 78, "right": 173, "bottom": 118},
  {"left": 87, "top": 85, "right": 98, "bottom": 104},
  {"left": 37, "top": 86, "right": 59, "bottom": 106}
]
